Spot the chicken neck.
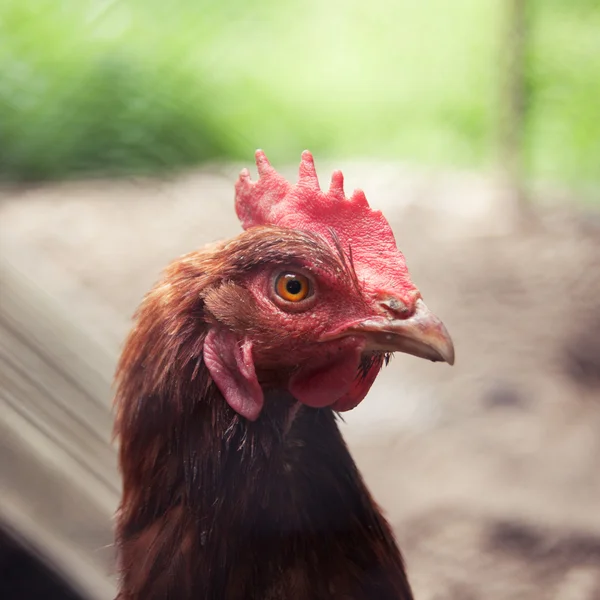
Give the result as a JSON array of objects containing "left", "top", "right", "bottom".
[{"left": 116, "top": 370, "right": 413, "bottom": 599}]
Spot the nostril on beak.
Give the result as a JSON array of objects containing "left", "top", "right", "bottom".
[{"left": 379, "top": 297, "right": 412, "bottom": 319}]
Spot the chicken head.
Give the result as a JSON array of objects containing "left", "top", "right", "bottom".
[{"left": 198, "top": 150, "right": 454, "bottom": 421}]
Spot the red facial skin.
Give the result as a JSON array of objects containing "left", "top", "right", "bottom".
[{"left": 202, "top": 241, "right": 420, "bottom": 421}]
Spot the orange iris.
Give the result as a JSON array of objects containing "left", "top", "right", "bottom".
[{"left": 275, "top": 272, "right": 310, "bottom": 302}]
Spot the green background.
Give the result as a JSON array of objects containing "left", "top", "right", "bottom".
[{"left": 1, "top": 0, "right": 598, "bottom": 192}]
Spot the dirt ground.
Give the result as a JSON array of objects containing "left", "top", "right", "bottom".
[{"left": 1, "top": 159, "right": 599, "bottom": 599}]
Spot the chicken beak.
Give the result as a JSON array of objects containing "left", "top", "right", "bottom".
[{"left": 349, "top": 298, "right": 455, "bottom": 365}]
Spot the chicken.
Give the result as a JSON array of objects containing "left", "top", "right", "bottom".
[{"left": 113, "top": 150, "right": 455, "bottom": 599}]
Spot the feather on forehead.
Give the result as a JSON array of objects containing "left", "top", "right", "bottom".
[{"left": 235, "top": 150, "right": 417, "bottom": 299}]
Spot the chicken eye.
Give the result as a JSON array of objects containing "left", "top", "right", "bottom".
[{"left": 275, "top": 272, "right": 311, "bottom": 302}]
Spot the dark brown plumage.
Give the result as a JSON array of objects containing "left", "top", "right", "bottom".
[{"left": 113, "top": 153, "right": 454, "bottom": 599}]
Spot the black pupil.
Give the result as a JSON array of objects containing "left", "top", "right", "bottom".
[{"left": 286, "top": 279, "right": 303, "bottom": 295}]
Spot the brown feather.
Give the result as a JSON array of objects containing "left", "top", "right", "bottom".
[{"left": 114, "top": 227, "right": 414, "bottom": 599}]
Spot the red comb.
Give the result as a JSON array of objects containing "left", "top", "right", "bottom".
[
  {"left": 235, "top": 150, "right": 416, "bottom": 300},
  {"left": 235, "top": 150, "right": 368, "bottom": 229}
]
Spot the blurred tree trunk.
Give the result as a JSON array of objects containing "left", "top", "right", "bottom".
[{"left": 500, "top": 0, "right": 530, "bottom": 221}]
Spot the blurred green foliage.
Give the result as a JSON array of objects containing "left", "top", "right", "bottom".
[
  {"left": 0, "top": 0, "right": 597, "bottom": 186},
  {"left": 526, "top": 0, "right": 600, "bottom": 188}
]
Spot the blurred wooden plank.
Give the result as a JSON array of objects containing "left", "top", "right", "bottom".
[
  {"left": 0, "top": 256, "right": 120, "bottom": 399},
  {"left": 0, "top": 256, "right": 119, "bottom": 599}
]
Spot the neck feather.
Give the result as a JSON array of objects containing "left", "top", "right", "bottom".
[{"left": 114, "top": 335, "right": 412, "bottom": 599}]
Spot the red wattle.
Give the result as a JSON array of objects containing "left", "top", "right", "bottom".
[{"left": 288, "top": 341, "right": 366, "bottom": 409}]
